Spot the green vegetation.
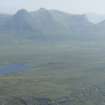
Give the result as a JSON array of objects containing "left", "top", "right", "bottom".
[{"left": 0, "top": 41, "right": 105, "bottom": 100}]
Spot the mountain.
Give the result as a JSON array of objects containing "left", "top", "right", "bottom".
[{"left": 0, "top": 8, "right": 105, "bottom": 42}]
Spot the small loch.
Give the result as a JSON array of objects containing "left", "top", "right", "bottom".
[{"left": 0, "top": 64, "right": 29, "bottom": 76}]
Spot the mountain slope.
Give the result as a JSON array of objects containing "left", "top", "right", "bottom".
[{"left": 0, "top": 8, "right": 105, "bottom": 42}]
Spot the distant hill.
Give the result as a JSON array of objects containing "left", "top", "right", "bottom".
[{"left": 0, "top": 8, "right": 105, "bottom": 43}]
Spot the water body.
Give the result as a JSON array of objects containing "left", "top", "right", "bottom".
[{"left": 0, "top": 64, "right": 29, "bottom": 76}]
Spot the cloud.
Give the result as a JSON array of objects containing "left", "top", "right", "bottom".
[{"left": 0, "top": 0, "right": 105, "bottom": 14}]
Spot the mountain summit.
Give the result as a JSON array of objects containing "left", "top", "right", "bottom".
[{"left": 0, "top": 8, "right": 105, "bottom": 42}]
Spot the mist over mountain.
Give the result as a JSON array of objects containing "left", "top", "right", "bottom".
[
  {"left": 86, "top": 13, "right": 105, "bottom": 24},
  {"left": 0, "top": 8, "right": 105, "bottom": 42},
  {"left": 1, "top": 8, "right": 105, "bottom": 105}
]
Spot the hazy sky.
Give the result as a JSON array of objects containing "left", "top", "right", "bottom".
[{"left": 1, "top": 0, "right": 105, "bottom": 14}]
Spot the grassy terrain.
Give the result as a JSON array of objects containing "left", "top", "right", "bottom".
[{"left": 0, "top": 41, "right": 105, "bottom": 99}]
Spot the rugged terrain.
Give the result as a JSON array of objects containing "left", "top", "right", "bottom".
[{"left": 0, "top": 8, "right": 105, "bottom": 105}]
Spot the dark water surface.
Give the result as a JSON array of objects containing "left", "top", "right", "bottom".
[{"left": 0, "top": 64, "right": 29, "bottom": 76}]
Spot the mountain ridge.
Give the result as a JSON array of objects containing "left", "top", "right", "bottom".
[{"left": 0, "top": 8, "right": 105, "bottom": 42}]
